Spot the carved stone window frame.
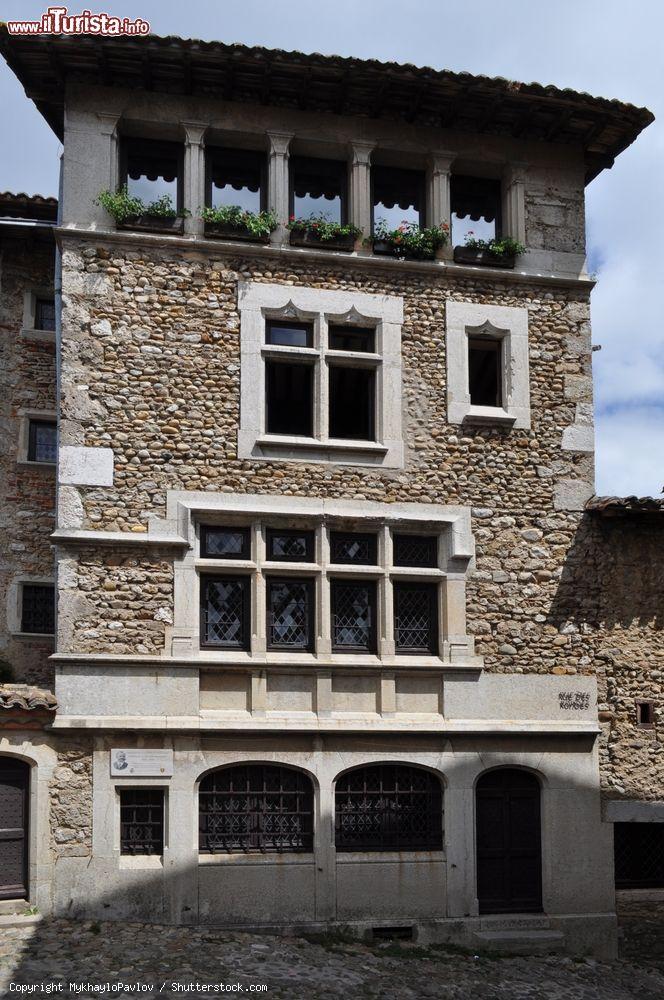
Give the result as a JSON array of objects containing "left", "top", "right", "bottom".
[
  {"left": 237, "top": 281, "right": 404, "bottom": 467},
  {"left": 445, "top": 300, "right": 531, "bottom": 429}
]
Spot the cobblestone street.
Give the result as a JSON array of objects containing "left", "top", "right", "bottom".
[{"left": 2, "top": 909, "right": 664, "bottom": 1000}]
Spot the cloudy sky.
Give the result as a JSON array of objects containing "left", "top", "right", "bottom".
[{"left": 1, "top": 0, "right": 661, "bottom": 496}]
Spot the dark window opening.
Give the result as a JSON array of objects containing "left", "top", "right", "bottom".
[
  {"left": 329, "top": 366, "right": 375, "bottom": 441},
  {"left": 267, "top": 577, "right": 314, "bottom": 651},
  {"left": 394, "top": 582, "right": 438, "bottom": 654},
  {"left": 451, "top": 175, "right": 502, "bottom": 247},
  {"left": 27, "top": 420, "right": 57, "bottom": 463},
  {"left": 331, "top": 580, "right": 376, "bottom": 652},
  {"left": 199, "top": 765, "right": 314, "bottom": 854},
  {"left": 636, "top": 701, "right": 656, "bottom": 727},
  {"left": 121, "top": 138, "right": 182, "bottom": 210},
  {"left": 266, "top": 320, "right": 313, "bottom": 348},
  {"left": 266, "top": 360, "right": 314, "bottom": 437},
  {"left": 201, "top": 526, "right": 250, "bottom": 559},
  {"left": 207, "top": 147, "right": 265, "bottom": 214},
  {"left": 21, "top": 583, "right": 55, "bottom": 635},
  {"left": 372, "top": 166, "right": 424, "bottom": 231},
  {"left": 329, "top": 326, "right": 376, "bottom": 353},
  {"left": 330, "top": 532, "right": 377, "bottom": 565},
  {"left": 35, "top": 298, "right": 55, "bottom": 331},
  {"left": 266, "top": 529, "right": 314, "bottom": 562},
  {"left": 291, "top": 156, "right": 347, "bottom": 224},
  {"left": 615, "top": 822, "right": 664, "bottom": 889},
  {"left": 120, "top": 789, "right": 164, "bottom": 855},
  {"left": 393, "top": 535, "right": 438, "bottom": 568},
  {"left": 469, "top": 338, "right": 502, "bottom": 408},
  {"left": 335, "top": 764, "right": 443, "bottom": 852},
  {"left": 200, "top": 576, "right": 250, "bottom": 650}
]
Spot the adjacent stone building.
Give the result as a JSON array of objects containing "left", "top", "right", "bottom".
[{"left": 0, "top": 28, "right": 661, "bottom": 955}]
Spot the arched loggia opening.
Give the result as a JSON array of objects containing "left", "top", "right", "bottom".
[{"left": 0, "top": 756, "right": 30, "bottom": 900}]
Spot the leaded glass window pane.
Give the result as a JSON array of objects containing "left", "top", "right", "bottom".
[
  {"left": 267, "top": 529, "right": 314, "bottom": 562},
  {"left": 120, "top": 789, "right": 164, "bottom": 855},
  {"left": 393, "top": 534, "right": 438, "bottom": 568},
  {"left": 27, "top": 420, "right": 57, "bottom": 463},
  {"left": 21, "top": 584, "right": 54, "bottom": 634},
  {"left": 331, "top": 580, "right": 376, "bottom": 652},
  {"left": 330, "top": 532, "right": 377, "bottom": 565},
  {"left": 35, "top": 298, "right": 55, "bottom": 331},
  {"left": 267, "top": 578, "right": 313, "bottom": 650},
  {"left": 201, "top": 577, "right": 249, "bottom": 649},
  {"left": 394, "top": 582, "right": 438, "bottom": 654},
  {"left": 201, "top": 527, "right": 250, "bottom": 559}
]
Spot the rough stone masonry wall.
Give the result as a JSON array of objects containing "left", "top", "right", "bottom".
[
  {"left": 49, "top": 738, "right": 93, "bottom": 857},
  {"left": 0, "top": 234, "right": 56, "bottom": 687}
]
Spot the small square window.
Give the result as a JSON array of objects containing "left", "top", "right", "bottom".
[
  {"left": 330, "top": 532, "right": 377, "bottom": 565},
  {"left": 266, "top": 529, "right": 314, "bottom": 562},
  {"left": 266, "top": 321, "right": 313, "bottom": 348},
  {"left": 120, "top": 788, "right": 165, "bottom": 855},
  {"left": 267, "top": 577, "right": 315, "bottom": 651},
  {"left": 469, "top": 338, "right": 502, "bottom": 408},
  {"left": 393, "top": 534, "right": 438, "bottom": 568},
  {"left": 201, "top": 576, "right": 250, "bottom": 649},
  {"left": 27, "top": 420, "right": 57, "bottom": 464},
  {"left": 35, "top": 298, "right": 55, "bottom": 331},
  {"left": 329, "top": 326, "right": 375, "bottom": 353},
  {"left": 636, "top": 701, "right": 655, "bottom": 727},
  {"left": 331, "top": 580, "right": 376, "bottom": 652},
  {"left": 21, "top": 583, "right": 55, "bottom": 635},
  {"left": 451, "top": 175, "right": 502, "bottom": 247},
  {"left": 207, "top": 147, "right": 265, "bottom": 214},
  {"left": 266, "top": 360, "right": 314, "bottom": 437},
  {"left": 329, "top": 366, "right": 375, "bottom": 441},
  {"left": 394, "top": 582, "right": 438, "bottom": 654},
  {"left": 201, "top": 527, "right": 250, "bottom": 559}
]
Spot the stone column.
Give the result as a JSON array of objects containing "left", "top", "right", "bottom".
[
  {"left": 182, "top": 122, "right": 208, "bottom": 237},
  {"left": 267, "top": 131, "right": 293, "bottom": 245},
  {"left": 503, "top": 161, "right": 528, "bottom": 244},
  {"left": 427, "top": 151, "right": 455, "bottom": 258},
  {"left": 348, "top": 141, "right": 373, "bottom": 250},
  {"left": 97, "top": 112, "right": 121, "bottom": 191}
]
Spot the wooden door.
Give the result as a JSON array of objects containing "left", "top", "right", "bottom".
[
  {"left": 476, "top": 768, "right": 542, "bottom": 914},
  {"left": 0, "top": 758, "right": 29, "bottom": 900}
]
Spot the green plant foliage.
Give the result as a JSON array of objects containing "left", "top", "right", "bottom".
[
  {"left": 286, "top": 213, "right": 362, "bottom": 241},
  {"left": 200, "top": 205, "right": 278, "bottom": 237},
  {"left": 96, "top": 186, "right": 178, "bottom": 222},
  {"left": 371, "top": 220, "right": 449, "bottom": 259},
  {"left": 463, "top": 234, "right": 526, "bottom": 257}
]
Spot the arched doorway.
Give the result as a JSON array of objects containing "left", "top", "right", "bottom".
[
  {"left": 476, "top": 768, "right": 542, "bottom": 914},
  {"left": 0, "top": 757, "right": 30, "bottom": 900}
]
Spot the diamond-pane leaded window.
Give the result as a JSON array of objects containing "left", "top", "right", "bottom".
[
  {"left": 120, "top": 789, "right": 164, "bottom": 855},
  {"left": 394, "top": 582, "right": 438, "bottom": 654},
  {"left": 201, "top": 527, "right": 250, "bottom": 559},
  {"left": 199, "top": 765, "right": 314, "bottom": 854},
  {"left": 331, "top": 580, "right": 376, "bottom": 652},
  {"left": 21, "top": 583, "right": 54, "bottom": 635},
  {"left": 335, "top": 764, "right": 443, "bottom": 852},
  {"left": 330, "top": 532, "right": 377, "bottom": 565},
  {"left": 267, "top": 578, "right": 314, "bottom": 650},
  {"left": 27, "top": 420, "right": 57, "bottom": 463},
  {"left": 393, "top": 534, "right": 438, "bottom": 568},
  {"left": 201, "top": 576, "right": 249, "bottom": 649},
  {"left": 266, "top": 529, "right": 314, "bottom": 562},
  {"left": 615, "top": 822, "right": 664, "bottom": 889}
]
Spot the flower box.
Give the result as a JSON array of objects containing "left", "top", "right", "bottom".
[
  {"left": 118, "top": 215, "right": 184, "bottom": 235},
  {"left": 289, "top": 228, "right": 356, "bottom": 252},
  {"left": 204, "top": 223, "right": 270, "bottom": 244},
  {"left": 372, "top": 239, "right": 436, "bottom": 261},
  {"left": 453, "top": 246, "right": 516, "bottom": 269}
]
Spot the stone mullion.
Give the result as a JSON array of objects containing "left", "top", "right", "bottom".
[
  {"left": 427, "top": 151, "right": 455, "bottom": 259},
  {"left": 348, "top": 141, "right": 373, "bottom": 250},
  {"left": 267, "top": 131, "right": 293, "bottom": 245},
  {"left": 503, "top": 162, "right": 528, "bottom": 244},
  {"left": 182, "top": 122, "right": 207, "bottom": 237}
]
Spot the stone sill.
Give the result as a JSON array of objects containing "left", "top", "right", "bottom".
[
  {"left": 199, "top": 853, "right": 314, "bottom": 867},
  {"left": 11, "top": 632, "right": 55, "bottom": 642},
  {"left": 51, "top": 528, "right": 190, "bottom": 548},
  {"left": 20, "top": 328, "right": 56, "bottom": 343},
  {"left": 337, "top": 851, "right": 445, "bottom": 864},
  {"left": 462, "top": 406, "right": 516, "bottom": 427},
  {"left": 17, "top": 460, "right": 56, "bottom": 472},
  {"left": 118, "top": 854, "right": 163, "bottom": 870},
  {"left": 52, "top": 651, "right": 478, "bottom": 672},
  {"left": 255, "top": 435, "right": 388, "bottom": 456},
  {"left": 57, "top": 226, "right": 596, "bottom": 290}
]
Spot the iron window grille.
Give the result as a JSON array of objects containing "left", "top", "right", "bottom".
[
  {"left": 266, "top": 528, "right": 314, "bottom": 562},
  {"left": 27, "top": 420, "right": 57, "bottom": 464},
  {"left": 200, "top": 576, "right": 250, "bottom": 650},
  {"left": 393, "top": 534, "right": 438, "bottom": 568},
  {"left": 21, "top": 583, "right": 55, "bottom": 635},
  {"left": 394, "top": 582, "right": 438, "bottom": 654},
  {"left": 331, "top": 579, "right": 376, "bottom": 652},
  {"left": 34, "top": 298, "right": 55, "bottom": 331},
  {"left": 120, "top": 789, "right": 165, "bottom": 856},
  {"left": 614, "top": 822, "right": 664, "bottom": 889},
  {"left": 328, "top": 326, "right": 376, "bottom": 353},
  {"left": 200, "top": 526, "right": 250, "bottom": 559},
  {"left": 335, "top": 764, "right": 443, "bottom": 852},
  {"left": 206, "top": 147, "right": 266, "bottom": 213},
  {"left": 330, "top": 532, "right": 377, "bottom": 565},
  {"left": 199, "top": 765, "right": 314, "bottom": 854},
  {"left": 267, "top": 577, "right": 314, "bottom": 651}
]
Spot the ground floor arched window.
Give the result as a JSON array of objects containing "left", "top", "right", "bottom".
[{"left": 335, "top": 763, "right": 443, "bottom": 852}]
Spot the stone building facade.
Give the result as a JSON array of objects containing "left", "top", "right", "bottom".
[{"left": 0, "top": 29, "right": 661, "bottom": 955}]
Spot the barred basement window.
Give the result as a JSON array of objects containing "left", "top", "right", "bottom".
[
  {"left": 207, "top": 147, "right": 266, "bottom": 213},
  {"left": 121, "top": 137, "right": 183, "bottom": 211},
  {"left": 120, "top": 789, "right": 164, "bottom": 855},
  {"left": 330, "top": 532, "right": 377, "bottom": 565},
  {"left": 393, "top": 534, "right": 438, "bottom": 568},
  {"left": 267, "top": 577, "right": 314, "bottom": 651},
  {"left": 35, "top": 298, "right": 55, "bottom": 331},
  {"left": 199, "top": 765, "right": 314, "bottom": 853},
  {"left": 27, "top": 420, "right": 57, "bottom": 464},
  {"left": 394, "top": 582, "right": 438, "bottom": 654},
  {"left": 266, "top": 528, "right": 314, "bottom": 562},
  {"left": 21, "top": 583, "right": 55, "bottom": 635},
  {"left": 201, "top": 576, "right": 250, "bottom": 650},
  {"left": 335, "top": 764, "right": 443, "bottom": 852},
  {"left": 469, "top": 338, "right": 503, "bottom": 408},
  {"left": 614, "top": 822, "right": 664, "bottom": 889},
  {"left": 201, "top": 526, "right": 250, "bottom": 559},
  {"left": 331, "top": 579, "right": 376, "bottom": 652}
]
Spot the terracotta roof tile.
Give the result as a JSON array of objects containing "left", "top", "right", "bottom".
[{"left": 0, "top": 684, "right": 57, "bottom": 711}]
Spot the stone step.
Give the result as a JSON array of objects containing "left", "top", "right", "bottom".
[
  {"left": 473, "top": 929, "right": 565, "bottom": 955},
  {"left": 479, "top": 915, "right": 552, "bottom": 931}
]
